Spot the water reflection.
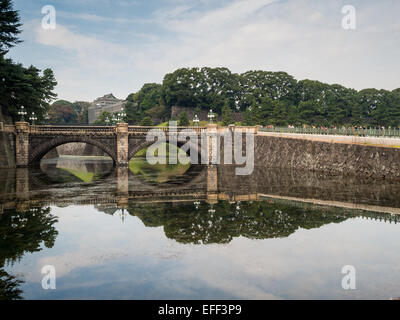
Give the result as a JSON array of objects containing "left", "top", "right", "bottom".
[
  {"left": 1, "top": 158, "right": 400, "bottom": 299},
  {"left": 0, "top": 207, "right": 58, "bottom": 300},
  {"left": 129, "top": 143, "right": 192, "bottom": 184},
  {"left": 2, "top": 158, "right": 400, "bottom": 214},
  {"left": 40, "top": 157, "right": 114, "bottom": 184},
  {"left": 128, "top": 201, "right": 349, "bottom": 244}
]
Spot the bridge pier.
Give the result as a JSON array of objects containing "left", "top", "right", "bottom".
[
  {"left": 206, "top": 165, "right": 218, "bottom": 204},
  {"left": 206, "top": 124, "right": 219, "bottom": 165},
  {"left": 117, "top": 166, "right": 129, "bottom": 196},
  {"left": 116, "top": 123, "right": 129, "bottom": 166},
  {"left": 15, "top": 122, "right": 30, "bottom": 167}
]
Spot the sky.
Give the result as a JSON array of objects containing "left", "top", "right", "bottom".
[{"left": 7, "top": 0, "right": 400, "bottom": 102}]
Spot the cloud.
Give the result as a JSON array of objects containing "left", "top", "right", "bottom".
[{"left": 27, "top": 0, "right": 400, "bottom": 101}]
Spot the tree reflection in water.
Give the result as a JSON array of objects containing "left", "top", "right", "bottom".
[
  {"left": 0, "top": 207, "right": 58, "bottom": 300},
  {"left": 127, "top": 201, "right": 349, "bottom": 245}
]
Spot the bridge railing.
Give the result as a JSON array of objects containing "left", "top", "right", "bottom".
[
  {"left": 30, "top": 125, "right": 116, "bottom": 134},
  {"left": 128, "top": 126, "right": 206, "bottom": 135},
  {"left": 3, "top": 124, "right": 16, "bottom": 133},
  {"left": 259, "top": 126, "right": 400, "bottom": 138}
]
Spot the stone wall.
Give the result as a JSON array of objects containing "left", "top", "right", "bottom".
[
  {"left": 0, "top": 113, "right": 16, "bottom": 168},
  {"left": 57, "top": 143, "right": 107, "bottom": 157},
  {"left": 0, "top": 131, "right": 15, "bottom": 168},
  {"left": 254, "top": 135, "right": 400, "bottom": 180}
]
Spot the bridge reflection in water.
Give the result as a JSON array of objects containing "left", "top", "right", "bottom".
[
  {"left": 2, "top": 158, "right": 400, "bottom": 217},
  {"left": 1, "top": 159, "right": 400, "bottom": 249},
  {"left": 2, "top": 158, "right": 400, "bottom": 300}
]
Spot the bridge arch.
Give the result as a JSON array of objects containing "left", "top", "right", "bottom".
[
  {"left": 29, "top": 136, "right": 117, "bottom": 165},
  {"left": 128, "top": 139, "right": 201, "bottom": 162}
]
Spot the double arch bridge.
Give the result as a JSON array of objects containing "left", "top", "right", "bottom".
[
  {"left": 9, "top": 122, "right": 258, "bottom": 167},
  {"left": 7, "top": 122, "right": 257, "bottom": 167}
]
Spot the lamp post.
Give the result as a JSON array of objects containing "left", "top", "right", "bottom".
[
  {"left": 18, "top": 106, "right": 27, "bottom": 122},
  {"left": 208, "top": 109, "right": 215, "bottom": 124},
  {"left": 105, "top": 116, "right": 110, "bottom": 126},
  {"left": 119, "top": 108, "right": 126, "bottom": 123},
  {"left": 29, "top": 112, "right": 38, "bottom": 126},
  {"left": 193, "top": 114, "right": 200, "bottom": 127}
]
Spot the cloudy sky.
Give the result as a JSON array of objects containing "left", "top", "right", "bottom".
[{"left": 8, "top": 0, "right": 400, "bottom": 102}]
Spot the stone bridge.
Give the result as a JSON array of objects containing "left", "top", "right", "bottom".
[
  {"left": 8, "top": 122, "right": 258, "bottom": 167},
  {"left": 2, "top": 165, "right": 400, "bottom": 218},
  {"left": 4, "top": 121, "right": 400, "bottom": 180}
]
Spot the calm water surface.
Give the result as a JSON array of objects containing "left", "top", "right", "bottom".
[{"left": 1, "top": 156, "right": 400, "bottom": 300}]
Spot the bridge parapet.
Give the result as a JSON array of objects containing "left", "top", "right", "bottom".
[
  {"left": 1, "top": 124, "right": 16, "bottom": 134},
  {"left": 128, "top": 126, "right": 206, "bottom": 136},
  {"left": 30, "top": 125, "right": 116, "bottom": 135}
]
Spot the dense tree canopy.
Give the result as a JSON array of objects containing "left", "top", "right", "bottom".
[
  {"left": 0, "top": 0, "right": 21, "bottom": 55},
  {"left": 154, "top": 67, "right": 400, "bottom": 127},
  {"left": 47, "top": 100, "right": 90, "bottom": 125},
  {"left": 0, "top": 57, "right": 57, "bottom": 122},
  {"left": 125, "top": 83, "right": 167, "bottom": 125},
  {"left": 0, "top": 0, "right": 58, "bottom": 123}
]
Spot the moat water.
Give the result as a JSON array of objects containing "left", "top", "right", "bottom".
[{"left": 1, "top": 156, "right": 400, "bottom": 300}]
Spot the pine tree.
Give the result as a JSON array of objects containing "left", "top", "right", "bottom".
[{"left": 0, "top": 0, "right": 22, "bottom": 55}]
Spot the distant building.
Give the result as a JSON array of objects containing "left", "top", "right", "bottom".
[{"left": 88, "top": 94, "right": 127, "bottom": 124}]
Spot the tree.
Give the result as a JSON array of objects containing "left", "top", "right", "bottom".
[
  {"left": 240, "top": 71, "right": 297, "bottom": 109},
  {"left": 221, "top": 100, "right": 233, "bottom": 126},
  {"left": 125, "top": 83, "right": 164, "bottom": 125},
  {"left": 0, "top": 206, "right": 58, "bottom": 300},
  {"left": 73, "top": 101, "right": 90, "bottom": 124},
  {"left": 0, "top": 56, "right": 57, "bottom": 122},
  {"left": 94, "top": 111, "right": 112, "bottom": 125},
  {"left": 131, "top": 67, "right": 400, "bottom": 128},
  {"left": 140, "top": 116, "right": 153, "bottom": 126},
  {"left": 0, "top": 0, "right": 22, "bottom": 55},
  {"left": 0, "top": 1, "right": 57, "bottom": 123},
  {"left": 48, "top": 100, "right": 77, "bottom": 124},
  {"left": 178, "top": 111, "right": 190, "bottom": 126},
  {"left": 0, "top": 269, "right": 23, "bottom": 300}
]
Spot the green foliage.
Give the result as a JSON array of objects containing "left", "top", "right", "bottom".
[
  {"left": 0, "top": 0, "right": 22, "bottom": 55},
  {"left": 0, "top": 207, "right": 58, "bottom": 267},
  {"left": 71, "top": 101, "right": 90, "bottom": 124},
  {"left": 94, "top": 111, "right": 112, "bottom": 125},
  {"left": 127, "top": 200, "right": 348, "bottom": 245},
  {"left": 0, "top": 56, "right": 58, "bottom": 122},
  {"left": 46, "top": 100, "right": 91, "bottom": 125},
  {"left": 125, "top": 83, "right": 166, "bottom": 125},
  {"left": 158, "top": 67, "right": 400, "bottom": 127},
  {"left": 139, "top": 116, "right": 153, "bottom": 126},
  {"left": 0, "top": 1, "right": 57, "bottom": 123},
  {"left": 48, "top": 100, "right": 77, "bottom": 124},
  {"left": 0, "top": 269, "right": 23, "bottom": 300},
  {"left": 178, "top": 111, "right": 189, "bottom": 126},
  {"left": 0, "top": 206, "right": 58, "bottom": 300},
  {"left": 222, "top": 100, "right": 233, "bottom": 125}
]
